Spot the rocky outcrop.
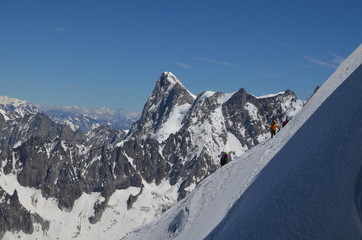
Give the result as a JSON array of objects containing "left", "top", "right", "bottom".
[{"left": 0, "top": 189, "right": 34, "bottom": 238}]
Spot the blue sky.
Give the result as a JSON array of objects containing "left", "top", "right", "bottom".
[{"left": 1, "top": 0, "right": 361, "bottom": 112}]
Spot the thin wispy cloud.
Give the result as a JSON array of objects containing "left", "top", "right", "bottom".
[
  {"left": 173, "top": 62, "right": 191, "bottom": 69},
  {"left": 193, "top": 57, "right": 238, "bottom": 67},
  {"left": 205, "top": 8, "right": 344, "bottom": 71},
  {"left": 301, "top": 55, "right": 338, "bottom": 69},
  {"left": 329, "top": 53, "right": 345, "bottom": 65},
  {"left": 232, "top": 21, "right": 340, "bottom": 70},
  {"left": 236, "top": 23, "right": 297, "bottom": 53},
  {"left": 205, "top": 9, "right": 298, "bottom": 53},
  {"left": 261, "top": 64, "right": 319, "bottom": 82},
  {"left": 262, "top": 64, "right": 317, "bottom": 78}
]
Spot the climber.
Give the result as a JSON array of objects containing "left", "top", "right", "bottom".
[
  {"left": 282, "top": 118, "right": 289, "bottom": 127},
  {"left": 220, "top": 152, "right": 232, "bottom": 167},
  {"left": 270, "top": 120, "right": 279, "bottom": 138}
]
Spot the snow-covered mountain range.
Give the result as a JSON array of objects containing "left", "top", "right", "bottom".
[
  {"left": 0, "top": 96, "right": 139, "bottom": 132},
  {"left": 0, "top": 69, "right": 304, "bottom": 239},
  {"left": 123, "top": 44, "right": 362, "bottom": 240},
  {"left": 37, "top": 105, "right": 139, "bottom": 132}
]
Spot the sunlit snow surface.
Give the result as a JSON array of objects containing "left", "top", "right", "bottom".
[
  {"left": 0, "top": 173, "right": 178, "bottom": 240},
  {"left": 124, "top": 44, "right": 362, "bottom": 240}
]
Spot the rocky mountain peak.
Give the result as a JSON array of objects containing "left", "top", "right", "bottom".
[
  {"left": 152, "top": 72, "right": 193, "bottom": 102},
  {"left": 160, "top": 72, "right": 182, "bottom": 86},
  {"left": 127, "top": 72, "right": 196, "bottom": 139}
]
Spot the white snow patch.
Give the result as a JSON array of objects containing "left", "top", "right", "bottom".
[
  {"left": 219, "top": 92, "right": 235, "bottom": 105},
  {"left": 255, "top": 91, "right": 285, "bottom": 99},
  {"left": 153, "top": 103, "right": 192, "bottom": 142},
  {"left": 13, "top": 141, "right": 22, "bottom": 149},
  {"left": 225, "top": 132, "right": 247, "bottom": 156},
  {"left": 244, "top": 102, "right": 259, "bottom": 121},
  {"left": 0, "top": 109, "right": 10, "bottom": 121},
  {"left": 200, "top": 91, "right": 215, "bottom": 99}
]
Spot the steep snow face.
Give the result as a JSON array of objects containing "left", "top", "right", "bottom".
[
  {"left": 124, "top": 44, "right": 362, "bottom": 240},
  {"left": 205, "top": 48, "right": 362, "bottom": 240},
  {"left": 153, "top": 103, "right": 192, "bottom": 141}
]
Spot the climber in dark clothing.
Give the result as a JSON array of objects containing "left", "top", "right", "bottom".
[
  {"left": 220, "top": 152, "right": 232, "bottom": 167},
  {"left": 282, "top": 118, "right": 289, "bottom": 127}
]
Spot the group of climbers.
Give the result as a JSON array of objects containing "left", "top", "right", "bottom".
[
  {"left": 269, "top": 118, "right": 289, "bottom": 138},
  {"left": 219, "top": 117, "right": 290, "bottom": 167}
]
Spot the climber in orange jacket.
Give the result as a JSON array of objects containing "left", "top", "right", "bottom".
[{"left": 270, "top": 120, "right": 279, "bottom": 138}]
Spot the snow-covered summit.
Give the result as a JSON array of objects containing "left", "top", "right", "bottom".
[
  {"left": 0, "top": 96, "right": 28, "bottom": 107},
  {"left": 124, "top": 44, "right": 362, "bottom": 240},
  {"left": 159, "top": 72, "right": 196, "bottom": 98},
  {"left": 0, "top": 96, "right": 38, "bottom": 120},
  {"left": 127, "top": 72, "right": 196, "bottom": 140},
  {"left": 161, "top": 72, "right": 181, "bottom": 85}
]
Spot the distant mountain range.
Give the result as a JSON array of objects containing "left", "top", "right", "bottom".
[
  {"left": 0, "top": 95, "right": 140, "bottom": 131},
  {"left": 0, "top": 72, "right": 304, "bottom": 239}
]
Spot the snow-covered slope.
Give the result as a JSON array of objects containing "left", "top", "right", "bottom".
[
  {"left": 124, "top": 44, "right": 362, "bottom": 240},
  {"left": 0, "top": 174, "right": 179, "bottom": 240}
]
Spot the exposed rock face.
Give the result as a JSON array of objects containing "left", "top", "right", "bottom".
[
  {"left": 127, "top": 72, "right": 195, "bottom": 140},
  {"left": 0, "top": 72, "right": 304, "bottom": 236},
  {"left": 0, "top": 189, "right": 34, "bottom": 238},
  {"left": 0, "top": 112, "right": 84, "bottom": 147}
]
